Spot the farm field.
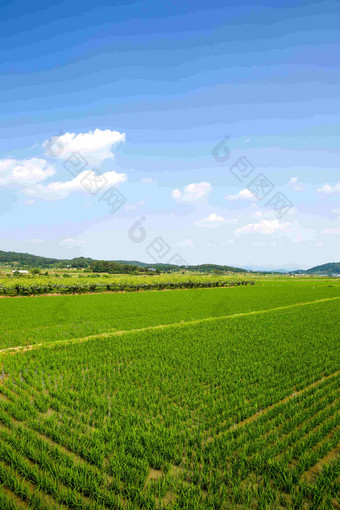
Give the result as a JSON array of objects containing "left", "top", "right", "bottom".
[
  {"left": 0, "top": 281, "right": 340, "bottom": 350},
  {"left": 0, "top": 281, "right": 339, "bottom": 509}
]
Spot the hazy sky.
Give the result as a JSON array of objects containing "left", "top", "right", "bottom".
[{"left": 1, "top": 0, "right": 339, "bottom": 269}]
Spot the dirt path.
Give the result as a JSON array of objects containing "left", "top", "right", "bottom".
[
  {"left": 303, "top": 443, "right": 340, "bottom": 482},
  {"left": 1, "top": 296, "right": 339, "bottom": 356}
]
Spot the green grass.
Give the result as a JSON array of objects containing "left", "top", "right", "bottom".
[
  {"left": 0, "top": 281, "right": 339, "bottom": 508},
  {"left": 0, "top": 298, "right": 339, "bottom": 508},
  {"left": 1, "top": 281, "right": 340, "bottom": 350}
]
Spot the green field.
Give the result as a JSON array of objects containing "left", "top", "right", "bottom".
[
  {"left": 0, "top": 280, "right": 339, "bottom": 508},
  {"left": 1, "top": 281, "right": 340, "bottom": 351}
]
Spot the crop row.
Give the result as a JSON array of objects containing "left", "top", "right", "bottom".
[{"left": 1, "top": 298, "right": 339, "bottom": 508}]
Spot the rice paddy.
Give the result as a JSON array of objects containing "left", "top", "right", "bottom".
[{"left": 0, "top": 279, "right": 339, "bottom": 508}]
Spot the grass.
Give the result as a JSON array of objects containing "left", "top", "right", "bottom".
[
  {"left": 1, "top": 281, "right": 340, "bottom": 350},
  {"left": 0, "top": 281, "right": 339, "bottom": 508}
]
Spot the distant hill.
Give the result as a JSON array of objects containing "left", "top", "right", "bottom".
[
  {"left": 115, "top": 261, "right": 246, "bottom": 273},
  {"left": 304, "top": 262, "right": 340, "bottom": 275},
  {"left": 186, "top": 264, "right": 245, "bottom": 273},
  {"left": 0, "top": 250, "right": 248, "bottom": 273},
  {"left": 2, "top": 249, "right": 337, "bottom": 275},
  {"left": 0, "top": 250, "right": 60, "bottom": 268}
]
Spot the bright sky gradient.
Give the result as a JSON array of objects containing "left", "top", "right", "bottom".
[{"left": 1, "top": 0, "right": 339, "bottom": 270}]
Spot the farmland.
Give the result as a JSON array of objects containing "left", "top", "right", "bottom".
[
  {"left": 1, "top": 280, "right": 340, "bottom": 351},
  {"left": 0, "top": 279, "right": 339, "bottom": 508}
]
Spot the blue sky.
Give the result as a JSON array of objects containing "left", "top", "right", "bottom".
[{"left": 0, "top": 0, "right": 339, "bottom": 269}]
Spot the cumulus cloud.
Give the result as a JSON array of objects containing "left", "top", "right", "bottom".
[
  {"left": 225, "top": 189, "right": 256, "bottom": 201},
  {"left": 195, "top": 213, "right": 238, "bottom": 228},
  {"left": 0, "top": 130, "right": 128, "bottom": 202},
  {"left": 250, "top": 209, "right": 276, "bottom": 219},
  {"left": 236, "top": 219, "right": 318, "bottom": 243},
  {"left": 172, "top": 182, "right": 211, "bottom": 203},
  {"left": 236, "top": 219, "right": 290, "bottom": 236},
  {"left": 288, "top": 177, "right": 305, "bottom": 192},
  {"left": 44, "top": 129, "right": 126, "bottom": 163},
  {"left": 0, "top": 155, "right": 127, "bottom": 201},
  {"left": 317, "top": 182, "right": 340, "bottom": 194},
  {"left": 24, "top": 170, "right": 127, "bottom": 200},
  {"left": 0, "top": 158, "right": 56, "bottom": 186}
]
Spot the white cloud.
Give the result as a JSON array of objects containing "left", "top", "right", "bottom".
[
  {"left": 225, "top": 188, "right": 256, "bottom": 201},
  {"left": 288, "top": 177, "right": 305, "bottom": 192},
  {"left": 44, "top": 129, "right": 125, "bottom": 163},
  {"left": 251, "top": 209, "right": 276, "bottom": 219},
  {"left": 238, "top": 220, "right": 315, "bottom": 243},
  {"left": 195, "top": 213, "right": 237, "bottom": 228},
  {"left": 317, "top": 182, "right": 340, "bottom": 194},
  {"left": 0, "top": 158, "right": 55, "bottom": 186},
  {"left": 321, "top": 228, "right": 340, "bottom": 235},
  {"left": 236, "top": 219, "right": 290, "bottom": 236},
  {"left": 172, "top": 182, "right": 211, "bottom": 203},
  {"left": 176, "top": 239, "right": 194, "bottom": 248},
  {"left": 24, "top": 170, "right": 127, "bottom": 200},
  {"left": 0, "top": 133, "right": 127, "bottom": 200}
]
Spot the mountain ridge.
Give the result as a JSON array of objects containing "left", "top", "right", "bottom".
[
  {"left": 0, "top": 250, "right": 338, "bottom": 274},
  {"left": 0, "top": 250, "right": 246, "bottom": 273},
  {"left": 304, "top": 262, "right": 340, "bottom": 275}
]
